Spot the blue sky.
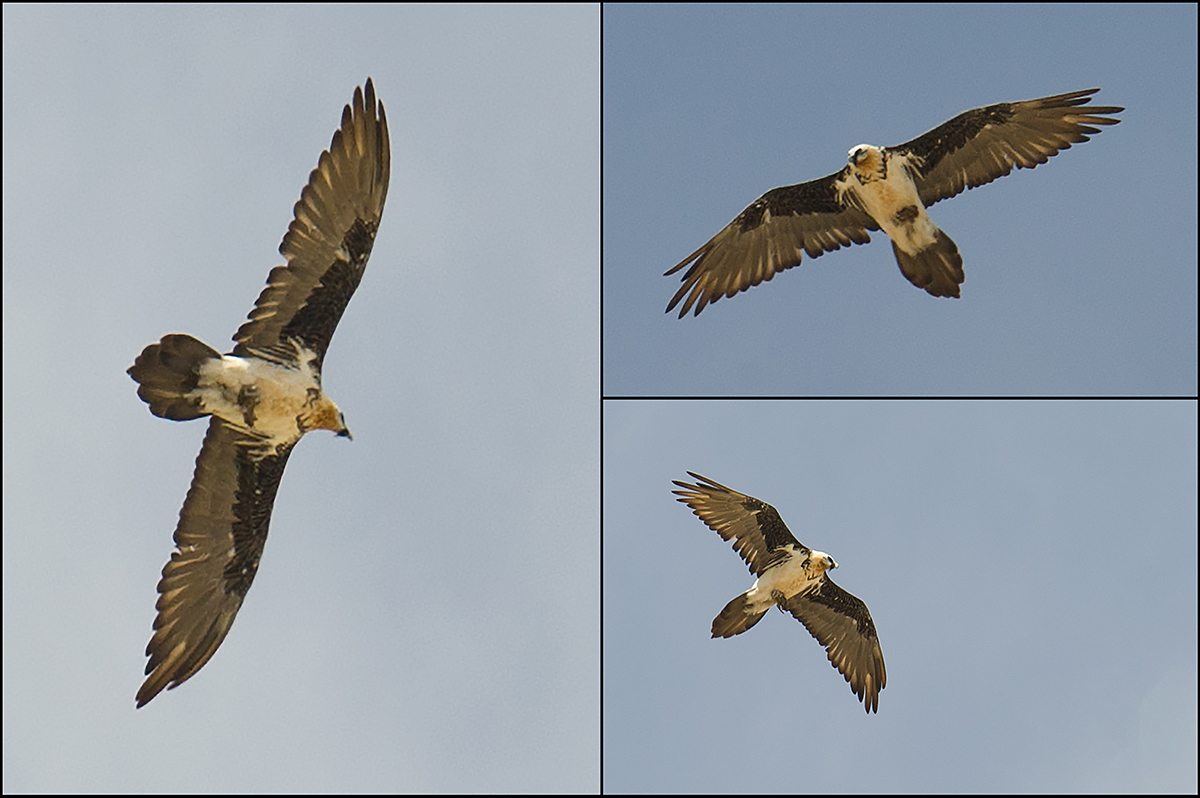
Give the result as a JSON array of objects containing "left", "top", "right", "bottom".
[
  {"left": 604, "top": 4, "right": 1197, "bottom": 396},
  {"left": 2, "top": 6, "right": 597, "bottom": 792},
  {"left": 604, "top": 400, "right": 1197, "bottom": 793}
]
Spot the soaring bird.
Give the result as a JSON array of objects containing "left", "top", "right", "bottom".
[
  {"left": 673, "top": 472, "right": 886, "bottom": 712},
  {"left": 128, "top": 79, "right": 389, "bottom": 707},
  {"left": 665, "top": 89, "right": 1122, "bottom": 316}
]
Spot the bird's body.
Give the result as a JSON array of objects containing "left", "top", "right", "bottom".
[
  {"left": 709, "top": 542, "right": 835, "bottom": 638},
  {"left": 131, "top": 335, "right": 348, "bottom": 454},
  {"left": 840, "top": 145, "right": 964, "bottom": 296}
]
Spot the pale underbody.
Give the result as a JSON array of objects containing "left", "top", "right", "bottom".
[
  {"left": 740, "top": 546, "right": 835, "bottom": 612},
  {"left": 838, "top": 145, "right": 941, "bottom": 256},
  {"left": 190, "top": 341, "right": 344, "bottom": 453}
]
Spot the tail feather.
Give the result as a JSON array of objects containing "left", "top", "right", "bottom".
[
  {"left": 711, "top": 592, "right": 768, "bottom": 638},
  {"left": 891, "top": 231, "right": 964, "bottom": 298},
  {"left": 128, "top": 334, "right": 221, "bottom": 421}
]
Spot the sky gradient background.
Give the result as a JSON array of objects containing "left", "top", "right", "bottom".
[
  {"left": 5, "top": 5, "right": 1198, "bottom": 795},
  {"left": 604, "top": 4, "right": 1197, "bottom": 396},
  {"left": 604, "top": 400, "right": 1197, "bottom": 793},
  {"left": 3, "top": 6, "right": 597, "bottom": 792}
]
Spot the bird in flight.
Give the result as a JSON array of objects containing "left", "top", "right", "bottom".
[
  {"left": 665, "top": 89, "right": 1122, "bottom": 316},
  {"left": 673, "top": 472, "right": 886, "bottom": 712},
  {"left": 128, "top": 79, "right": 390, "bottom": 707}
]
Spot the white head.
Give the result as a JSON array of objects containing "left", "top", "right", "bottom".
[
  {"left": 848, "top": 144, "right": 881, "bottom": 166},
  {"left": 809, "top": 550, "right": 838, "bottom": 574}
]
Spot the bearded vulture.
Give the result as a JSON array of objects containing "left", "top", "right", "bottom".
[
  {"left": 665, "top": 89, "right": 1122, "bottom": 316},
  {"left": 673, "top": 472, "right": 886, "bottom": 713},
  {"left": 128, "top": 79, "right": 389, "bottom": 707}
]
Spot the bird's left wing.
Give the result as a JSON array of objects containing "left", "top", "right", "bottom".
[
  {"left": 233, "top": 78, "right": 390, "bottom": 366},
  {"left": 137, "top": 420, "right": 294, "bottom": 707},
  {"left": 665, "top": 173, "right": 878, "bottom": 317},
  {"left": 891, "top": 88, "right": 1122, "bottom": 209},
  {"left": 781, "top": 575, "right": 886, "bottom": 713}
]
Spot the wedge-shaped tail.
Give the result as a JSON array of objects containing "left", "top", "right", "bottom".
[
  {"left": 128, "top": 334, "right": 221, "bottom": 421},
  {"left": 711, "top": 591, "right": 768, "bottom": 639},
  {"left": 890, "top": 231, "right": 963, "bottom": 299}
]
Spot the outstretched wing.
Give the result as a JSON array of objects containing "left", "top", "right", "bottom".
[
  {"left": 233, "top": 78, "right": 390, "bottom": 366},
  {"left": 781, "top": 574, "right": 886, "bottom": 713},
  {"left": 892, "top": 88, "right": 1122, "bottom": 208},
  {"left": 137, "top": 420, "right": 294, "bottom": 707},
  {"left": 664, "top": 173, "right": 878, "bottom": 317},
  {"left": 671, "top": 471, "right": 807, "bottom": 576}
]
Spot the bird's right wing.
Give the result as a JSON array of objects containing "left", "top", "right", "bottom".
[
  {"left": 672, "top": 472, "right": 807, "bottom": 576},
  {"left": 664, "top": 173, "right": 878, "bottom": 317}
]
